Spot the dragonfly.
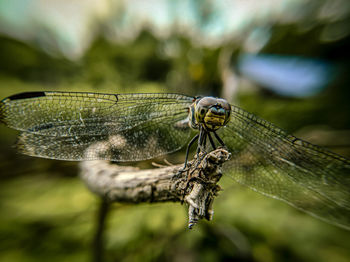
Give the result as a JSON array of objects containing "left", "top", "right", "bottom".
[{"left": 1, "top": 91, "right": 350, "bottom": 230}]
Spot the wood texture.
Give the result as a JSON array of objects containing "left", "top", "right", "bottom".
[{"left": 79, "top": 148, "right": 231, "bottom": 228}]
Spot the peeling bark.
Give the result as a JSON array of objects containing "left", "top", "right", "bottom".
[{"left": 79, "top": 148, "right": 231, "bottom": 228}]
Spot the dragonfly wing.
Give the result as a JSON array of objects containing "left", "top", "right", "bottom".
[
  {"left": 1, "top": 92, "right": 194, "bottom": 161},
  {"left": 218, "top": 105, "right": 350, "bottom": 229}
]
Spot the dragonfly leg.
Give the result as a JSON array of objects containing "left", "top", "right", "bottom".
[
  {"left": 183, "top": 134, "right": 199, "bottom": 169},
  {"left": 207, "top": 132, "right": 216, "bottom": 150},
  {"left": 197, "top": 127, "right": 207, "bottom": 154},
  {"left": 213, "top": 130, "right": 226, "bottom": 148},
  {"left": 186, "top": 127, "right": 208, "bottom": 175},
  {"left": 200, "top": 132, "right": 207, "bottom": 152}
]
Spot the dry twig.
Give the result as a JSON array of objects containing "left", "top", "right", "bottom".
[{"left": 79, "top": 148, "right": 231, "bottom": 228}]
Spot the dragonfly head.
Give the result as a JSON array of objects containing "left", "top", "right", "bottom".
[{"left": 190, "top": 96, "right": 231, "bottom": 131}]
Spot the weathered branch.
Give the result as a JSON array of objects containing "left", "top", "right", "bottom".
[{"left": 79, "top": 148, "right": 231, "bottom": 228}]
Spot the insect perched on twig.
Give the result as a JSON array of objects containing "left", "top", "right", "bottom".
[{"left": 1, "top": 91, "right": 350, "bottom": 230}]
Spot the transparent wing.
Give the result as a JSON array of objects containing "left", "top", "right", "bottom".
[
  {"left": 0, "top": 92, "right": 194, "bottom": 161},
  {"left": 218, "top": 105, "right": 350, "bottom": 230}
]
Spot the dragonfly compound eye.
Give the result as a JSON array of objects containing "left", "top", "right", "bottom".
[{"left": 194, "top": 106, "right": 208, "bottom": 123}]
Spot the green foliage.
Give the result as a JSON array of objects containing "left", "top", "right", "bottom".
[{"left": 1, "top": 173, "right": 350, "bottom": 262}]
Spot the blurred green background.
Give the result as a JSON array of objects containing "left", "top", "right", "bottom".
[{"left": 1, "top": 0, "right": 350, "bottom": 261}]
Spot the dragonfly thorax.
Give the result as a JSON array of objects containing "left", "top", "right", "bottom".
[{"left": 189, "top": 96, "right": 231, "bottom": 131}]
